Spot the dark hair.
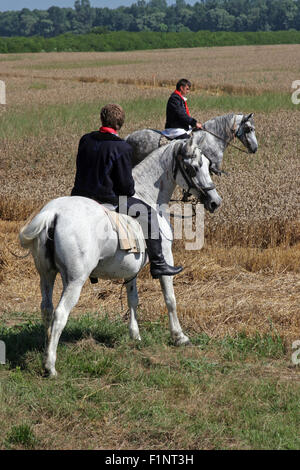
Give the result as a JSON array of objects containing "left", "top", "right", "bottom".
[
  {"left": 100, "top": 103, "right": 125, "bottom": 130},
  {"left": 176, "top": 78, "right": 192, "bottom": 91}
]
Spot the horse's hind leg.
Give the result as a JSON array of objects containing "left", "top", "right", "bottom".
[
  {"left": 159, "top": 276, "right": 190, "bottom": 346},
  {"left": 40, "top": 270, "right": 57, "bottom": 349},
  {"left": 126, "top": 278, "right": 141, "bottom": 341},
  {"left": 44, "top": 279, "right": 84, "bottom": 377}
]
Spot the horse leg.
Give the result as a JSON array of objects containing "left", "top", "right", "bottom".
[
  {"left": 125, "top": 278, "right": 141, "bottom": 341},
  {"left": 158, "top": 239, "right": 190, "bottom": 345},
  {"left": 159, "top": 276, "right": 190, "bottom": 346},
  {"left": 44, "top": 278, "right": 84, "bottom": 377},
  {"left": 40, "top": 270, "right": 57, "bottom": 350}
]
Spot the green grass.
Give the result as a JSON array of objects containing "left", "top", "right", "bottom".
[
  {"left": 28, "top": 82, "right": 48, "bottom": 90},
  {"left": 192, "top": 92, "right": 295, "bottom": 113},
  {"left": 18, "top": 59, "right": 145, "bottom": 70},
  {"left": 0, "top": 92, "right": 295, "bottom": 141},
  {"left": 0, "top": 55, "right": 24, "bottom": 62},
  {"left": 5, "top": 423, "right": 38, "bottom": 449},
  {"left": 0, "top": 313, "right": 299, "bottom": 449}
]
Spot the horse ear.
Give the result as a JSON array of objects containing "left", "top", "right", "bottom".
[
  {"left": 189, "top": 133, "right": 198, "bottom": 148},
  {"left": 198, "top": 150, "right": 203, "bottom": 167},
  {"left": 245, "top": 113, "right": 253, "bottom": 121},
  {"left": 176, "top": 140, "right": 185, "bottom": 156},
  {"left": 182, "top": 134, "right": 193, "bottom": 155}
]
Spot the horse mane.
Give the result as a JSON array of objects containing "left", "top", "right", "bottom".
[
  {"left": 204, "top": 112, "right": 237, "bottom": 140},
  {"left": 133, "top": 139, "right": 180, "bottom": 174},
  {"left": 132, "top": 139, "right": 183, "bottom": 205}
]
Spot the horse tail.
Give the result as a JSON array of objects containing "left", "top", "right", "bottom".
[{"left": 19, "top": 209, "right": 56, "bottom": 250}]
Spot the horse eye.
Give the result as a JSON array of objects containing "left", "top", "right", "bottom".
[{"left": 186, "top": 164, "right": 197, "bottom": 177}]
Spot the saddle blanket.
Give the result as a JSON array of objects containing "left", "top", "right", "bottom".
[
  {"left": 161, "top": 127, "right": 192, "bottom": 139},
  {"left": 154, "top": 127, "right": 192, "bottom": 147},
  {"left": 102, "top": 206, "right": 146, "bottom": 254}
]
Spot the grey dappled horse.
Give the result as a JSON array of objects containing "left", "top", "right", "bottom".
[
  {"left": 126, "top": 113, "right": 258, "bottom": 173},
  {"left": 19, "top": 136, "right": 221, "bottom": 377}
]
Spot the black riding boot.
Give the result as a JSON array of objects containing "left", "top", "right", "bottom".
[{"left": 146, "top": 236, "right": 183, "bottom": 279}]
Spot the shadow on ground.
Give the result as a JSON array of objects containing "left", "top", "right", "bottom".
[{"left": 0, "top": 317, "right": 127, "bottom": 370}]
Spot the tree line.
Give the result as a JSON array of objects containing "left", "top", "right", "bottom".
[
  {"left": 1, "top": 30, "right": 300, "bottom": 54},
  {"left": 0, "top": 0, "right": 300, "bottom": 38}
]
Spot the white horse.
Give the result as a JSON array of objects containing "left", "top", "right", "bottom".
[
  {"left": 19, "top": 135, "right": 221, "bottom": 377},
  {"left": 126, "top": 113, "right": 258, "bottom": 173}
]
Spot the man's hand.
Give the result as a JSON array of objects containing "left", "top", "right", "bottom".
[{"left": 195, "top": 122, "right": 203, "bottom": 129}]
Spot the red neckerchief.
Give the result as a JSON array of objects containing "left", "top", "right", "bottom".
[
  {"left": 174, "top": 89, "right": 190, "bottom": 116},
  {"left": 99, "top": 126, "right": 118, "bottom": 134}
]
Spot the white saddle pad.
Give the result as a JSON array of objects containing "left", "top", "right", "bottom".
[
  {"left": 161, "top": 127, "right": 192, "bottom": 139},
  {"left": 102, "top": 206, "right": 146, "bottom": 254}
]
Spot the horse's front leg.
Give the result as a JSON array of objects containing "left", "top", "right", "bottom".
[
  {"left": 159, "top": 237, "right": 191, "bottom": 346},
  {"left": 125, "top": 277, "right": 141, "bottom": 341},
  {"left": 159, "top": 275, "right": 190, "bottom": 346}
]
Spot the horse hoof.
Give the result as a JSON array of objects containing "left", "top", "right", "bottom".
[
  {"left": 174, "top": 336, "right": 191, "bottom": 347},
  {"left": 43, "top": 368, "right": 58, "bottom": 378},
  {"left": 130, "top": 331, "right": 141, "bottom": 342}
]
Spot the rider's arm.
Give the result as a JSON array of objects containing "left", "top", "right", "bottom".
[{"left": 112, "top": 145, "right": 135, "bottom": 197}]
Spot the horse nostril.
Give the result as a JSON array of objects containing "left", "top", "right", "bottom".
[{"left": 211, "top": 201, "right": 218, "bottom": 211}]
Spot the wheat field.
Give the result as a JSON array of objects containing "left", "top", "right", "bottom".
[{"left": 0, "top": 44, "right": 299, "bottom": 342}]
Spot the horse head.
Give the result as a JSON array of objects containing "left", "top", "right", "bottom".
[
  {"left": 174, "top": 135, "right": 222, "bottom": 213},
  {"left": 235, "top": 113, "right": 258, "bottom": 154}
]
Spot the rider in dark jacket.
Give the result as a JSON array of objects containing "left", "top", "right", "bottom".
[
  {"left": 72, "top": 131, "right": 134, "bottom": 205},
  {"left": 71, "top": 103, "right": 183, "bottom": 279},
  {"left": 165, "top": 78, "right": 202, "bottom": 139}
]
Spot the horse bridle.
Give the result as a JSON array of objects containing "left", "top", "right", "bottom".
[
  {"left": 191, "top": 116, "right": 254, "bottom": 177},
  {"left": 172, "top": 151, "right": 215, "bottom": 197},
  {"left": 235, "top": 119, "right": 256, "bottom": 153},
  {"left": 196, "top": 116, "right": 252, "bottom": 156}
]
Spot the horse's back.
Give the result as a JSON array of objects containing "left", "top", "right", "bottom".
[
  {"left": 30, "top": 196, "right": 116, "bottom": 265},
  {"left": 42, "top": 195, "right": 102, "bottom": 217},
  {"left": 50, "top": 196, "right": 116, "bottom": 242},
  {"left": 126, "top": 129, "right": 161, "bottom": 166}
]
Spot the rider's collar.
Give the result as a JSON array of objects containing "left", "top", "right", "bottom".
[
  {"left": 99, "top": 126, "right": 118, "bottom": 135},
  {"left": 174, "top": 90, "right": 187, "bottom": 101}
]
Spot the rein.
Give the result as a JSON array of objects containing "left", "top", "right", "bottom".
[
  {"left": 200, "top": 125, "right": 249, "bottom": 154},
  {"left": 169, "top": 194, "right": 198, "bottom": 219},
  {"left": 7, "top": 246, "right": 30, "bottom": 259},
  {"left": 170, "top": 147, "right": 214, "bottom": 218}
]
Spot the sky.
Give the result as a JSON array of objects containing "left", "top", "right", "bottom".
[{"left": 0, "top": 0, "right": 196, "bottom": 11}]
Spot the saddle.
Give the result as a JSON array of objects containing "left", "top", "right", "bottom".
[
  {"left": 101, "top": 204, "right": 146, "bottom": 254},
  {"left": 151, "top": 128, "right": 192, "bottom": 147}
]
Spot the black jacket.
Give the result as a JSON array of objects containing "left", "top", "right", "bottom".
[
  {"left": 165, "top": 92, "right": 197, "bottom": 131},
  {"left": 71, "top": 131, "right": 135, "bottom": 204}
]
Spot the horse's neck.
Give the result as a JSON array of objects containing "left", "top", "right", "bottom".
[
  {"left": 133, "top": 142, "right": 177, "bottom": 206},
  {"left": 203, "top": 113, "right": 243, "bottom": 149}
]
